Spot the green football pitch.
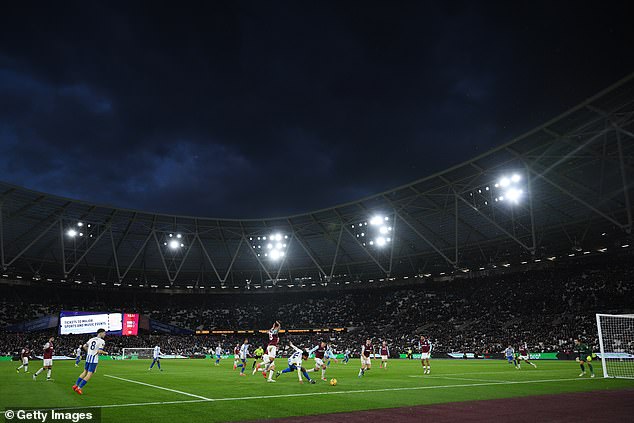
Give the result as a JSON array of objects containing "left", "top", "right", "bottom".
[{"left": 2, "top": 358, "right": 633, "bottom": 422}]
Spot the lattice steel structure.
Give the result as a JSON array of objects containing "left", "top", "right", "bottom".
[{"left": 1, "top": 74, "right": 633, "bottom": 290}]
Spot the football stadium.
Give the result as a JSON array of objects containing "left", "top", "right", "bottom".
[
  {"left": 2, "top": 3, "right": 634, "bottom": 422},
  {"left": 1, "top": 71, "right": 634, "bottom": 422}
]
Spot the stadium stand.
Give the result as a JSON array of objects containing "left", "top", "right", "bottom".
[{"left": 2, "top": 253, "right": 631, "bottom": 358}]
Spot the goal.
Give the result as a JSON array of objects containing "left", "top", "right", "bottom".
[
  {"left": 596, "top": 314, "right": 634, "bottom": 379},
  {"left": 121, "top": 348, "right": 155, "bottom": 360}
]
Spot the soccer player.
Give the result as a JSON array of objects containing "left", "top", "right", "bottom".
[
  {"left": 33, "top": 336, "right": 55, "bottom": 381},
  {"left": 214, "top": 345, "right": 222, "bottom": 366},
  {"left": 358, "top": 338, "right": 372, "bottom": 377},
  {"left": 74, "top": 344, "right": 83, "bottom": 367},
  {"left": 276, "top": 341, "right": 315, "bottom": 384},
  {"left": 73, "top": 328, "right": 107, "bottom": 395},
  {"left": 379, "top": 341, "right": 390, "bottom": 369},
  {"left": 504, "top": 345, "right": 518, "bottom": 368},
  {"left": 232, "top": 344, "right": 240, "bottom": 370},
  {"left": 236, "top": 338, "right": 250, "bottom": 376},
  {"left": 419, "top": 335, "right": 432, "bottom": 374},
  {"left": 267, "top": 321, "right": 281, "bottom": 362},
  {"left": 149, "top": 344, "right": 162, "bottom": 371},
  {"left": 343, "top": 348, "right": 351, "bottom": 364},
  {"left": 307, "top": 341, "right": 328, "bottom": 381},
  {"left": 574, "top": 338, "right": 595, "bottom": 378},
  {"left": 16, "top": 346, "right": 32, "bottom": 373},
  {"left": 516, "top": 343, "right": 537, "bottom": 369},
  {"left": 252, "top": 345, "right": 264, "bottom": 370},
  {"left": 325, "top": 343, "right": 338, "bottom": 366}
]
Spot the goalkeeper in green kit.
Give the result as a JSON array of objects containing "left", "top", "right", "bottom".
[{"left": 574, "top": 338, "right": 596, "bottom": 378}]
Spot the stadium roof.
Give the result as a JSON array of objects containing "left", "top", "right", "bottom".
[{"left": 1, "top": 73, "right": 633, "bottom": 290}]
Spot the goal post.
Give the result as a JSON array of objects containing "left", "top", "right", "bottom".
[
  {"left": 121, "top": 348, "right": 155, "bottom": 360},
  {"left": 595, "top": 313, "right": 634, "bottom": 379}
]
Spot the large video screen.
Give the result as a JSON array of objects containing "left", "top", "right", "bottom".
[{"left": 59, "top": 311, "right": 123, "bottom": 335}]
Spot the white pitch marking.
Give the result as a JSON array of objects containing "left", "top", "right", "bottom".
[
  {"left": 56, "top": 376, "right": 590, "bottom": 411},
  {"left": 421, "top": 375, "right": 506, "bottom": 383},
  {"left": 104, "top": 374, "right": 213, "bottom": 400}
]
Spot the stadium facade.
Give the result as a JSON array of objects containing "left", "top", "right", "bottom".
[{"left": 1, "top": 74, "right": 633, "bottom": 291}]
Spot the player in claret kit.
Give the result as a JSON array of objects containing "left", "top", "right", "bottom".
[
  {"left": 33, "top": 336, "right": 55, "bottom": 381},
  {"left": 516, "top": 343, "right": 537, "bottom": 369},
  {"left": 256, "top": 320, "right": 281, "bottom": 382},
  {"left": 419, "top": 335, "right": 432, "bottom": 374},
  {"left": 379, "top": 341, "right": 390, "bottom": 369},
  {"left": 307, "top": 341, "right": 328, "bottom": 381},
  {"left": 358, "top": 339, "right": 373, "bottom": 377},
  {"left": 16, "top": 346, "right": 32, "bottom": 373},
  {"left": 574, "top": 338, "right": 595, "bottom": 378},
  {"left": 232, "top": 344, "right": 240, "bottom": 370},
  {"left": 73, "top": 328, "right": 108, "bottom": 395}
]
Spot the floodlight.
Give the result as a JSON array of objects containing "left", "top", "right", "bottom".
[
  {"left": 511, "top": 174, "right": 521, "bottom": 183},
  {"left": 499, "top": 177, "right": 510, "bottom": 188},
  {"left": 379, "top": 226, "right": 388, "bottom": 234},
  {"left": 275, "top": 234, "right": 282, "bottom": 241},
  {"left": 267, "top": 243, "right": 273, "bottom": 249},
  {"left": 270, "top": 250, "right": 281, "bottom": 260},
  {"left": 276, "top": 243, "right": 282, "bottom": 249},
  {"left": 77, "top": 222, "right": 83, "bottom": 227},
  {"left": 169, "top": 240, "right": 180, "bottom": 249},
  {"left": 176, "top": 234, "right": 182, "bottom": 239},
  {"left": 376, "top": 237, "right": 386, "bottom": 246},
  {"left": 369, "top": 216, "right": 383, "bottom": 225},
  {"left": 67, "top": 229, "right": 77, "bottom": 237},
  {"left": 505, "top": 188, "right": 522, "bottom": 203}
]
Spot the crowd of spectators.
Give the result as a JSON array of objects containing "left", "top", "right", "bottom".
[{"left": 1, "top": 255, "right": 632, "bottom": 358}]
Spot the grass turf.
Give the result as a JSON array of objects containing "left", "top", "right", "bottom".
[{"left": 2, "top": 358, "right": 633, "bottom": 422}]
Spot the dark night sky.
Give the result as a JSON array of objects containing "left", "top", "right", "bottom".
[{"left": 1, "top": 1, "right": 632, "bottom": 218}]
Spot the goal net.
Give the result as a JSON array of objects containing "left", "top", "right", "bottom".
[
  {"left": 121, "top": 348, "right": 155, "bottom": 360},
  {"left": 596, "top": 314, "right": 634, "bottom": 379}
]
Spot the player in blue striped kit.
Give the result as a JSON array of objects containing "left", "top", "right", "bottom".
[
  {"left": 149, "top": 345, "right": 162, "bottom": 371},
  {"left": 326, "top": 345, "right": 339, "bottom": 367},
  {"left": 236, "top": 339, "right": 250, "bottom": 376},
  {"left": 504, "top": 346, "right": 518, "bottom": 368},
  {"left": 275, "top": 342, "right": 315, "bottom": 384},
  {"left": 74, "top": 344, "right": 82, "bottom": 367},
  {"left": 214, "top": 345, "right": 222, "bottom": 366},
  {"left": 72, "top": 328, "right": 107, "bottom": 395}
]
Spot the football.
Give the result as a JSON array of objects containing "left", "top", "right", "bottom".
[{"left": 330, "top": 378, "right": 337, "bottom": 386}]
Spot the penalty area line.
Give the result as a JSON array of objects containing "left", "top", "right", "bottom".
[{"left": 55, "top": 376, "right": 591, "bottom": 411}]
